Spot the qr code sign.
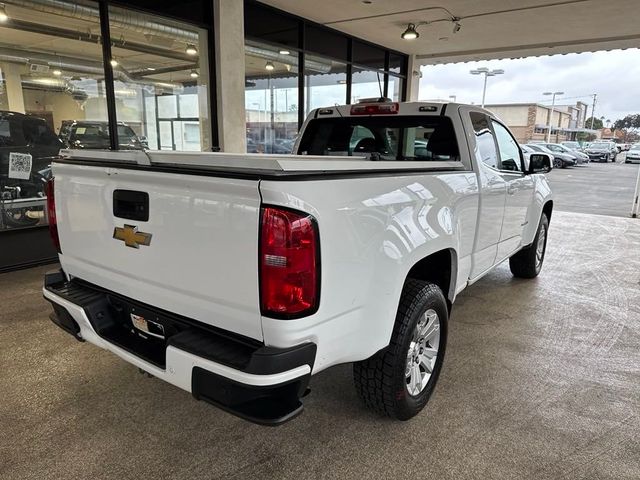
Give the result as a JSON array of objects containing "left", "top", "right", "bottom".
[{"left": 8, "top": 152, "right": 33, "bottom": 180}]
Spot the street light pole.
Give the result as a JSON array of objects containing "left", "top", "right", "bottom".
[
  {"left": 470, "top": 68, "right": 504, "bottom": 108},
  {"left": 543, "top": 91, "right": 564, "bottom": 143}
]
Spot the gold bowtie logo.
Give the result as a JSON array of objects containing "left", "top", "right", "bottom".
[{"left": 113, "top": 224, "right": 152, "bottom": 248}]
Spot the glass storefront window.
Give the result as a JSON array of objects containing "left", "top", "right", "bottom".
[
  {"left": 388, "top": 75, "right": 404, "bottom": 102},
  {"left": 0, "top": 0, "right": 107, "bottom": 231},
  {"left": 351, "top": 68, "right": 385, "bottom": 103},
  {"left": 245, "top": 40, "right": 299, "bottom": 153},
  {"left": 109, "top": 5, "right": 211, "bottom": 151},
  {"left": 304, "top": 54, "right": 347, "bottom": 118}
]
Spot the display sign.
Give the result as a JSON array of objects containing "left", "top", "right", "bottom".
[{"left": 8, "top": 152, "right": 33, "bottom": 180}]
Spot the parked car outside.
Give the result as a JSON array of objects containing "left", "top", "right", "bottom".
[
  {"left": 527, "top": 143, "right": 576, "bottom": 168},
  {"left": 59, "top": 120, "right": 145, "bottom": 150},
  {"left": 540, "top": 143, "right": 588, "bottom": 164},
  {"left": 561, "top": 141, "right": 584, "bottom": 152},
  {"left": 585, "top": 142, "right": 617, "bottom": 162},
  {"left": 625, "top": 144, "right": 640, "bottom": 164}
]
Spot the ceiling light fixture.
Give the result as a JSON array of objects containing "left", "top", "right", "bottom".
[
  {"left": 190, "top": 69, "right": 199, "bottom": 78},
  {"left": 185, "top": 44, "right": 198, "bottom": 55},
  {"left": 279, "top": 49, "right": 290, "bottom": 55},
  {"left": 110, "top": 58, "right": 118, "bottom": 67},
  {"left": 146, "top": 67, "right": 156, "bottom": 71},
  {"left": 52, "top": 69, "right": 62, "bottom": 76},
  {"left": 401, "top": 23, "right": 419, "bottom": 40},
  {"left": 265, "top": 61, "right": 275, "bottom": 71},
  {"left": 0, "top": 4, "right": 8, "bottom": 22}
]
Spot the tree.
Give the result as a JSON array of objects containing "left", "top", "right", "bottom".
[
  {"left": 577, "top": 132, "right": 596, "bottom": 142},
  {"left": 614, "top": 114, "right": 640, "bottom": 131},
  {"left": 613, "top": 114, "right": 640, "bottom": 142},
  {"left": 584, "top": 116, "right": 603, "bottom": 130}
]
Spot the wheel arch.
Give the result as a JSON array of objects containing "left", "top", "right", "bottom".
[
  {"left": 542, "top": 200, "right": 553, "bottom": 223},
  {"left": 405, "top": 248, "right": 457, "bottom": 312}
]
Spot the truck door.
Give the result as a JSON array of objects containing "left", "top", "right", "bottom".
[
  {"left": 490, "top": 119, "right": 534, "bottom": 261},
  {"left": 466, "top": 111, "right": 506, "bottom": 278}
]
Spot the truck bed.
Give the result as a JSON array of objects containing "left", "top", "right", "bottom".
[{"left": 58, "top": 149, "right": 466, "bottom": 175}]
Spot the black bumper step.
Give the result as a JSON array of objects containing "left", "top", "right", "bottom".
[{"left": 43, "top": 270, "right": 316, "bottom": 425}]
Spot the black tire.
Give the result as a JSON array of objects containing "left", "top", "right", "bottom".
[
  {"left": 353, "top": 279, "right": 448, "bottom": 420},
  {"left": 509, "top": 213, "right": 549, "bottom": 278},
  {"left": 553, "top": 158, "right": 563, "bottom": 169}
]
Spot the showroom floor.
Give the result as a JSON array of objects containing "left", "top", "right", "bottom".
[{"left": 1, "top": 210, "right": 639, "bottom": 480}]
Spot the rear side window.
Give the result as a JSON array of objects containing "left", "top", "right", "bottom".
[
  {"left": 23, "top": 118, "right": 60, "bottom": 147},
  {"left": 298, "top": 115, "right": 460, "bottom": 161},
  {"left": 470, "top": 112, "right": 498, "bottom": 169}
]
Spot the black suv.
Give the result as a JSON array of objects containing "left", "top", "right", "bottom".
[
  {"left": 59, "top": 120, "right": 146, "bottom": 150},
  {"left": 1, "top": 111, "right": 63, "bottom": 228}
]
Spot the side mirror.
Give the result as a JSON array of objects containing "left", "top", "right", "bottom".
[{"left": 527, "top": 153, "right": 551, "bottom": 174}]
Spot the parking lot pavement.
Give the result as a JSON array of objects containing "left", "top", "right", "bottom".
[
  {"left": 2, "top": 209, "right": 640, "bottom": 480},
  {"left": 547, "top": 153, "right": 640, "bottom": 217}
]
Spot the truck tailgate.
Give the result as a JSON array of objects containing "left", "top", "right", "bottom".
[{"left": 53, "top": 162, "right": 263, "bottom": 341}]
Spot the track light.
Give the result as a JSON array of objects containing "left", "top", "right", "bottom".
[
  {"left": 185, "top": 44, "right": 198, "bottom": 55},
  {"left": 190, "top": 69, "right": 199, "bottom": 78},
  {"left": 0, "top": 4, "right": 8, "bottom": 22},
  {"left": 401, "top": 23, "right": 419, "bottom": 40},
  {"left": 265, "top": 61, "right": 275, "bottom": 71}
]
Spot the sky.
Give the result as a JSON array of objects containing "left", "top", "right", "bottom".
[{"left": 419, "top": 48, "right": 640, "bottom": 123}]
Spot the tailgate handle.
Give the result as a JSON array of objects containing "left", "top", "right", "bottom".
[{"left": 113, "top": 190, "right": 149, "bottom": 221}]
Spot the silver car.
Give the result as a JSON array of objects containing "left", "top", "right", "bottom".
[
  {"left": 625, "top": 144, "right": 640, "bottom": 164},
  {"left": 541, "top": 143, "right": 589, "bottom": 164}
]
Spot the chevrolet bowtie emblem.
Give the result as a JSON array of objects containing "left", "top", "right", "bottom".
[{"left": 113, "top": 224, "right": 152, "bottom": 248}]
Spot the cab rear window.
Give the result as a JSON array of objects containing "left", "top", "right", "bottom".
[{"left": 298, "top": 115, "right": 460, "bottom": 161}]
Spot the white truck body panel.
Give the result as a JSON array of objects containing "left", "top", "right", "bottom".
[{"left": 54, "top": 162, "right": 264, "bottom": 340}]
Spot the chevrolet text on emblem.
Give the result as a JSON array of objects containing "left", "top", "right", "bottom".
[{"left": 113, "top": 224, "right": 152, "bottom": 248}]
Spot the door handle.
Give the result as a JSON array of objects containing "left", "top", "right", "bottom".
[{"left": 507, "top": 185, "right": 517, "bottom": 195}]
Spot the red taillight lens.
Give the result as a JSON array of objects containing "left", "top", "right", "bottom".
[
  {"left": 350, "top": 102, "right": 399, "bottom": 115},
  {"left": 45, "top": 178, "right": 61, "bottom": 253},
  {"left": 260, "top": 206, "right": 319, "bottom": 318}
]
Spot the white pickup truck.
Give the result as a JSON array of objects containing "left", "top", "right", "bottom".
[{"left": 43, "top": 101, "right": 553, "bottom": 425}]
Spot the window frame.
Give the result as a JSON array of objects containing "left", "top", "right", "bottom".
[{"left": 490, "top": 118, "right": 525, "bottom": 174}]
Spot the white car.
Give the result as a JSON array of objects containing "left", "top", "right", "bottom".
[
  {"left": 626, "top": 144, "right": 640, "bottom": 164},
  {"left": 43, "top": 101, "right": 553, "bottom": 424}
]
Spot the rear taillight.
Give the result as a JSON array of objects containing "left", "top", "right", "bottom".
[
  {"left": 350, "top": 102, "right": 399, "bottom": 115},
  {"left": 260, "top": 206, "right": 319, "bottom": 318},
  {"left": 45, "top": 178, "right": 61, "bottom": 253}
]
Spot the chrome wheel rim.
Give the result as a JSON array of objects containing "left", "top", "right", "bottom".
[
  {"left": 536, "top": 224, "right": 546, "bottom": 269},
  {"left": 405, "top": 309, "right": 440, "bottom": 396}
]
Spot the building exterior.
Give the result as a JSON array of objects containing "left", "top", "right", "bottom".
[{"left": 485, "top": 101, "right": 595, "bottom": 143}]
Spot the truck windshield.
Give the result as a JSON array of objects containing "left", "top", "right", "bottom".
[{"left": 298, "top": 115, "right": 460, "bottom": 161}]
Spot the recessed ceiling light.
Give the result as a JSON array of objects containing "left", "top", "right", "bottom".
[
  {"left": 52, "top": 69, "right": 62, "bottom": 76},
  {"left": 190, "top": 69, "right": 199, "bottom": 78},
  {"left": 0, "top": 4, "right": 8, "bottom": 22},
  {"left": 110, "top": 58, "right": 118, "bottom": 67},
  {"left": 185, "top": 44, "right": 198, "bottom": 55},
  {"left": 265, "top": 61, "right": 275, "bottom": 71},
  {"left": 279, "top": 49, "right": 290, "bottom": 55},
  {"left": 146, "top": 67, "right": 156, "bottom": 71}
]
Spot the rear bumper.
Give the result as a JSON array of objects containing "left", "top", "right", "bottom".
[{"left": 43, "top": 270, "right": 316, "bottom": 425}]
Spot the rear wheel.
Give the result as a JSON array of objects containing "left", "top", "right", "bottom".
[
  {"left": 353, "top": 280, "right": 447, "bottom": 420},
  {"left": 509, "top": 213, "right": 549, "bottom": 278},
  {"left": 553, "top": 158, "right": 563, "bottom": 169}
]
